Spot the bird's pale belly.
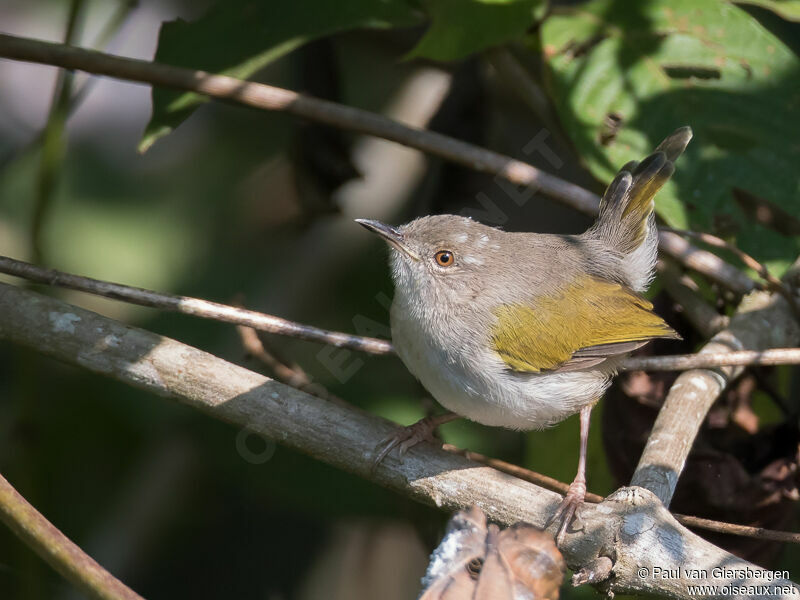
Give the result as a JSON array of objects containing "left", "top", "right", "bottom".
[{"left": 391, "top": 314, "right": 609, "bottom": 431}]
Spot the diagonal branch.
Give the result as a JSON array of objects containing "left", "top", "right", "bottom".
[
  {"left": 0, "top": 471, "right": 144, "bottom": 600},
  {"left": 663, "top": 228, "right": 800, "bottom": 322},
  {"left": 0, "top": 32, "right": 756, "bottom": 296},
  {"left": 0, "top": 281, "right": 796, "bottom": 598},
  {"left": 632, "top": 258, "right": 800, "bottom": 505}
]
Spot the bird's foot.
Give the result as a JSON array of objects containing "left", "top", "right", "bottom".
[
  {"left": 371, "top": 414, "right": 457, "bottom": 471},
  {"left": 548, "top": 478, "right": 587, "bottom": 546}
]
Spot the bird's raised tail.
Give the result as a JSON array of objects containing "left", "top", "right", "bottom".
[{"left": 589, "top": 126, "right": 692, "bottom": 292}]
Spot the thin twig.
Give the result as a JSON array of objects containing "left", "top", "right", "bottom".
[
  {"left": 0, "top": 472, "right": 144, "bottom": 600},
  {"left": 656, "top": 231, "right": 756, "bottom": 296},
  {"left": 0, "top": 32, "right": 757, "bottom": 295},
  {"left": 620, "top": 348, "right": 800, "bottom": 371},
  {"left": 235, "top": 322, "right": 349, "bottom": 406},
  {"left": 673, "top": 515, "right": 800, "bottom": 545},
  {"left": 663, "top": 227, "right": 800, "bottom": 321},
  {"left": 442, "top": 444, "right": 604, "bottom": 503},
  {"left": 0, "top": 255, "right": 392, "bottom": 355},
  {"left": 0, "top": 33, "right": 597, "bottom": 215},
  {"left": 4, "top": 255, "right": 800, "bottom": 370},
  {"left": 237, "top": 324, "right": 314, "bottom": 389},
  {"left": 0, "top": 1, "right": 139, "bottom": 177},
  {"left": 442, "top": 445, "right": 800, "bottom": 544},
  {"left": 32, "top": 0, "right": 86, "bottom": 263}
]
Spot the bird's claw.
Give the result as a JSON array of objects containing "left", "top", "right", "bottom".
[
  {"left": 547, "top": 479, "right": 587, "bottom": 546},
  {"left": 371, "top": 416, "right": 444, "bottom": 473}
]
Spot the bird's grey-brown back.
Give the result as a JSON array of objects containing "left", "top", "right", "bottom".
[
  {"left": 398, "top": 124, "right": 694, "bottom": 304},
  {"left": 391, "top": 215, "right": 617, "bottom": 316}
]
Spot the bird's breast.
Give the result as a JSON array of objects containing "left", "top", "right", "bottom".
[
  {"left": 389, "top": 294, "right": 610, "bottom": 430},
  {"left": 390, "top": 296, "right": 483, "bottom": 400}
]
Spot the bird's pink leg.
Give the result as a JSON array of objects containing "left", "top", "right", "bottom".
[{"left": 549, "top": 404, "right": 592, "bottom": 544}]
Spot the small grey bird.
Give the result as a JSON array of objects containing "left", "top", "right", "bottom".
[{"left": 357, "top": 127, "right": 690, "bottom": 540}]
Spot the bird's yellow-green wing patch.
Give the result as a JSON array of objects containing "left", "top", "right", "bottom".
[{"left": 491, "top": 276, "right": 678, "bottom": 373}]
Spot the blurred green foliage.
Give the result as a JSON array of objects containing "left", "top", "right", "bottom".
[{"left": 141, "top": 0, "right": 421, "bottom": 151}]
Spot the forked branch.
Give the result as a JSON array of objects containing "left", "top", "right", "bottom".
[{"left": 632, "top": 258, "right": 800, "bottom": 505}]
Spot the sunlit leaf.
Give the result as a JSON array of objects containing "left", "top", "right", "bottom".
[
  {"left": 734, "top": 0, "right": 800, "bottom": 22},
  {"left": 540, "top": 0, "right": 800, "bottom": 275},
  {"left": 408, "top": 0, "right": 546, "bottom": 61}
]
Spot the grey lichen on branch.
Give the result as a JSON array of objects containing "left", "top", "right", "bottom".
[{"left": 0, "top": 280, "right": 796, "bottom": 598}]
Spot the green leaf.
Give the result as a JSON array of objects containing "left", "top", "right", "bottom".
[
  {"left": 734, "top": 0, "right": 800, "bottom": 21},
  {"left": 140, "top": 0, "right": 421, "bottom": 152},
  {"left": 540, "top": 0, "right": 800, "bottom": 276},
  {"left": 408, "top": 0, "right": 546, "bottom": 61}
]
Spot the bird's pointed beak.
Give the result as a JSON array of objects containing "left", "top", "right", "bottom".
[{"left": 355, "top": 219, "right": 420, "bottom": 260}]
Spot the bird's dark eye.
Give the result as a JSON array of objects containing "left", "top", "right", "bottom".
[{"left": 434, "top": 250, "right": 454, "bottom": 267}]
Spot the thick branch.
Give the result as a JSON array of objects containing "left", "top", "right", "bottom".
[
  {"left": 0, "top": 281, "right": 796, "bottom": 599},
  {"left": 0, "top": 472, "right": 143, "bottom": 600},
  {"left": 0, "top": 32, "right": 756, "bottom": 295},
  {"left": 632, "top": 260, "right": 800, "bottom": 505}
]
